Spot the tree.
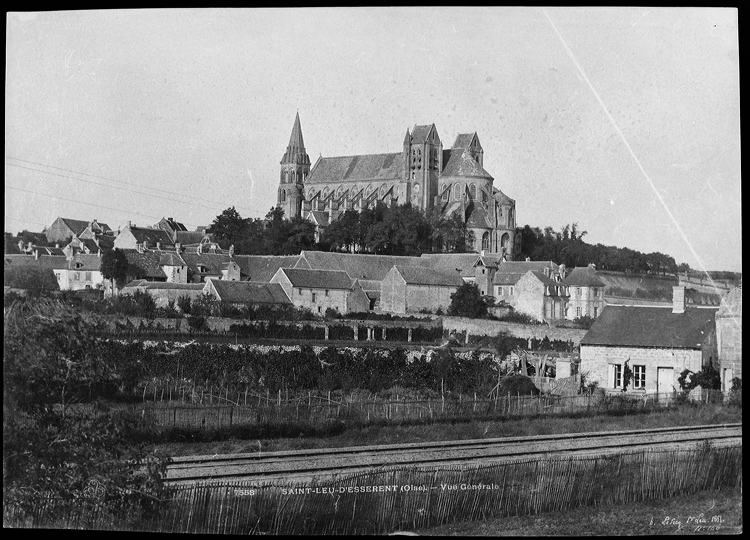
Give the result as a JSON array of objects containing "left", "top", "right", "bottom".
[
  {"left": 210, "top": 206, "right": 252, "bottom": 250},
  {"left": 448, "top": 283, "right": 488, "bottom": 318},
  {"left": 100, "top": 248, "right": 129, "bottom": 292},
  {"left": 3, "top": 298, "right": 169, "bottom": 525},
  {"left": 3, "top": 267, "right": 59, "bottom": 296}
]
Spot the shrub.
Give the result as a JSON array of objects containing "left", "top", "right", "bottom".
[
  {"left": 177, "top": 295, "right": 192, "bottom": 314},
  {"left": 448, "top": 283, "right": 488, "bottom": 318},
  {"left": 573, "top": 315, "right": 595, "bottom": 329}
]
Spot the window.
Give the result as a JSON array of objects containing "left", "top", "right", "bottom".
[
  {"left": 312, "top": 292, "right": 317, "bottom": 302},
  {"left": 594, "top": 306, "right": 598, "bottom": 318},
  {"left": 576, "top": 307, "right": 582, "bottom": 317},
  {"left": 633, "top": 366, "right": 646, "bottom": 389},
  {"left": 509, "top": 286, "right": 514, "bottom": 296},
  {"left": 469, "top": 184, "right": 477, "bottom": 200},
  {"left": 85, "top": 272, "right": 91, "bottom": 281},
  {"left": 453, "top": 184, "right": 461, "bottom": 200},
  {"left": 325, "top": 290, "right": 329, "bottom": 296},
  {"left": 576, "top": 287, "right": 581, "bottom": 296},
  {"left": 613, "top": 364, "right": 623, "bottom": 388},
  {"left": 298, "top": 289, "right": 302, "bottom": 295},
  {"left": 281, "top": 190, "right": 286, "bottom": 202},
  {"left": 593, "top": 288, "right": 598, "bottom": 297}
]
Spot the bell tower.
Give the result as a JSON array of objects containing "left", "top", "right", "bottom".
[{"left": 278, "top": 112, "right": 310, "bottom": 220}]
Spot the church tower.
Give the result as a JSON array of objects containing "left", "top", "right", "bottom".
[{"left": 278, "top": 112, "right": 310, "bottom": 220}]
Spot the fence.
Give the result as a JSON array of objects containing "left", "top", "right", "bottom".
[
  {"left": 61, "top": 390, "right": 733, "bottom": 431},
  {"left": 5, "top": 444, "right": 742, "bottom": 534}
]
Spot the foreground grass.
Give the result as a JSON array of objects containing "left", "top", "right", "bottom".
[
  {"left": 153, "top": 403, "right": 741, "bottom": 457},
  {"left": 416, "top": 486, "right": 743, "bottom": 536}
]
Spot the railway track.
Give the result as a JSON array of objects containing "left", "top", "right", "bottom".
[{"left": 165, "top": 423, "right": 741, "bottom": 485}]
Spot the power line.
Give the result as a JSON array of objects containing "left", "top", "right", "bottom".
[
  {"left": 6, "top": 156, "right": 265, "bottom": 217},
  {"left": 6, "top": 161, "right": 230, "bottom": 215},
  {"left": 6, "top": 185, "right": 163, "bottom": 223}
]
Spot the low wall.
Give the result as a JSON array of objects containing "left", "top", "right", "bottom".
[{"left": 442, "top": 316, "right": 587, "bottom": 345}]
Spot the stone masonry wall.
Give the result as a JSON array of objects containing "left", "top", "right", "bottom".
[{"left": 442, "top": 316, "right": 587, "bottom": 344}]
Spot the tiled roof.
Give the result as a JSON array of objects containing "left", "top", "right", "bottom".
[
  {"left": 717, "top": 285, "right": 742, "bottom": 318},
  {"left": 3, "top": 254, "right": 68, "bottom": 270},
  {"left": 68, "top": 254, "right": 102, "bottom": 271},
  {"left": 123, "top": 251, "right": 168, "bottom": 279},
  {"left": 496, "top": 261, "right": 559, "bottom": 275},
  {"left": 309, "top": 211, "right": 330, "bottom": 227},
  {"left": 493, "top": 273, "right": 525, "bottom": 285},
  {"left": 410, "top": 124, "right": 436, "bottom": 144},
  {"left": 208, "top": 279, "right": 292, "bottom": 305},
  {"left": 563, "top": 267, "right": 605, "bottom": 287},
  {"left": 61, "top": 218, "right": 91, "bottom": 235},
  {"left": 159, "top": 252, "right": 187, "bottom": 267},
  {"left": 466, "top": 205, "right": 493, "bottom": 229},
  {"left": 143, "top": 282, "right": 204, "bottom": 291},
  {"left": 298, "top": 251, "right": 426, "bottom": 281},
  {"left": 175, "top": 231, "right": 206, "bottom": 244},
  {"left": 357, "top": 279, "right": 382, "bottom": 293},
  {"left": 394, "top": 265, "right": 465, "bottom": 287},
  {"left": 128, "top": 226, "right": 174, "bottom": 246},
  {"left": 580, "top": 306, "right": 717, "bottom": 349},
  {"left": 527, "top": 270, "right": 558, "bottom": 287},
  {"left": 279, "top": 268, "right": 355, "bottom": 290},
  {"left": 492, "top": 187, "right": 514, "bottom": 205},
  {"left": 233, "top": 255, "right": 301, "bottom": 282},
  {"left": 452, "top": 133, "right": 477, "bottom": 149},
  {"left": 307, "top": 153, "right": 405, "bottom": 185},
  {"left": 441, "top": 148, "right": 493, "bottom": 179},
  {"left": 421, "top": 253, "right": 482, "bottom": 278},
  {"left": 34, "top": 246, "right": 66, "bottom": 256},
  {"left": 180, "top": 253, "right": 233, "bottom": 275}
]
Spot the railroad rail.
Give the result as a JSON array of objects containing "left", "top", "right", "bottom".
[{"left": 165, "top": 423, "right": 741, "bottom": 485}]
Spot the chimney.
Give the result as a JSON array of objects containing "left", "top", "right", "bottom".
[
  {"left": 17, "top": 240, "right": 23, "bottom": 251},
  {"left": 480, "top": 250, "right": 485, "bottom": 257},
  {"left": 559, "top": 263, "right": 566, "bottom": 279},
  {"left": 175, "top": 242, "right": 181, "bottom": 253},
  {"left": 34, "top": 249, "right": 39, "bottom": 260},
  {"left": 197, "top": 244, "right": 202, "bottom": 255},
  {"left": 526, "top": 257, "right": 531, "bottom": 262},
  {"left": 672, "top": 286, "right": 685, "bottom": 314},
  {"left": 137, "top": 243, "right": 143, "bottom": 254},
  {"left": 55, "top": 243, "right": 60, "bottom": 249},
  {"left": 143, "top": 240, "right": 149, "bottom": 251},
  {"left": 127, "top": 221, "right": 132, "bottom": 228},
  {"left": 229, "top": 244, "right": 235, "bottom": 257},
  {"left": 156, "top": 241, "right": 161, "bottom": 250},
  {"left": 588, "top": 263, "right": 596, "bottom": 270}
]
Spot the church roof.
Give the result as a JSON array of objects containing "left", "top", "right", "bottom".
[
  {"left": 307, "top": 153, "right": 405, "bottom": 185},
  {"left": 466, "top": 205, "right": 493, "bottom": 229},
  {"left": 452, "top": 132, "right": 478, "bottom": 149},
  {"left": 410, "top": 124, "right": 436, "bottom": 144},
  {"left": 309, "top": 211, "right": 330, "bottom": 227},
  {"left": 441, "top": 148, "right": 493, "bottom": 179},
  {"left": 493, "top": 187, "right": 515, "bottom": 205}
]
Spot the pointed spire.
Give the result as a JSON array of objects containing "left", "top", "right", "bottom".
[
  {"left": 403, "top": 128, "right": 411, "bottom": 145},
  {"left": 281, "top": 112, "right": 310, "bottom": 165}
]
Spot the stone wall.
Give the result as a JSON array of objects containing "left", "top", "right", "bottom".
[
  {"left": 580, "top": 344, "right": 703, "bottom": 393},
  {"left": 442, "top": 316, "right": 587, "bottom": 344}
]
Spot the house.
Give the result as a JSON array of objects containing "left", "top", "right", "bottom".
[
  {"left": 53, "top": 253, "right": 104, "bottom": 291},
  {"left": 512, "top": 270, "right": 569, "bottom": 322},
  {"left": 580, "top": 287, "right": 718, "bottom": 394},
  {"left": 234, "top": 255, "right": 302, "bottom": 282},
  {"left": 113, "top": 222, "right": 175, "bottom": 251},
  {"left": 4, "top": 254, "right": 69, "bottom": 288},
  {"left": 270, "top": 267, "right": 370, "bottom": 315},
  {"left": 180, "top": 253, "right": 242, "bottom": 282},
  {"left": 121, "top": 281, "right": 205, "bottom": 309},
  {"left": 379, "top": 265, "right": 465, "bottom": 314},
  {"left": 203, "top": 279, "right": 293, "bottom": 307},
  {"left": 44, "top": 217, "right": 110, "bottom": 243},
  {"left": 122, "top": 250, "right": 188, "bottom": 284},
  {"left": 562, "top": 264, "right": 606, "bottom": 319},
  {"left": 715, "top": 285, "right": 742, "bottom": 391}
]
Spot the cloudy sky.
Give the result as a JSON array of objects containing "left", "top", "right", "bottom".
[{"left": 5, "top": 8, "right": 740, "bottom": 271}]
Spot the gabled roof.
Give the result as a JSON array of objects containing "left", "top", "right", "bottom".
[
  {"left": 527, "top": 270, "right": 558, "bottom": 287},
  {"left": 496, "top": 260, "right": 559, "bottom": 275},
  {"left": 441, "top": 148, "right": 493, "bottom": 179},
  {"left": 67, "top": 254, "right": 102, "bottom": 271},
  {"left": 233, "top": 255, "right": 302, "bottom": 282},
  {"left": 278, "top": 267, "right": 355, "bottom": 290},
  {"left": 393, "top": 265, "right": 465, "bottom": 287},
  {"left": 298, "top": 251, "right": 426, "bottom": 281},
  {"left": 494, "top": 273, "right": 525, "bottom": 285},
  {"left": 580, "top": 306, "right": 717, "bottom": 349},
  {"left": 159, "top": 252, "right": 187, "bottom": 267},
  {"left": 307, "top": 153, "right": 405, "bottom": 185},
  {"left": 175, "top": 231, "right": 207, "bottom": 244},
  {"left": 127, "top": 226, "right": 174, "bottom": 246},
  {"left": 33, "top": 246, "right": 66, "bottom": 256},
  {"left": 143, "top": 282, "right": 204, "bottom": 291},
  {"left": 60, "top": 218, "right": 91, "bottom": 235},
  {"left": 123, "top": 251, "right": 168, "bottom": 279},
  {"left": 180, "top": 253, "right": 231, "bottom": 275},
  {"left": 452, "top": 132, "right": 479, "bottom": 149},
  {"left": 410, "top": 124, "right": 437, "bottom": 144},
  {"left": 208, "top": 279, "right": 292, "bottom": 305},
  {"left": 3, "top": 254, "right": 68, "bottom": 270},
  {"left": 563, "top": 266, "right": 605, "bottom": 287}
]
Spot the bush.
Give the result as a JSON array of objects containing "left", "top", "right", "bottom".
[
  {"left": 177, "top": 295, "right": 192, "bottom": 314},
  {"left": 448, "top": 283, "right": 488, "bottom": 318},
  {"left": 573, "top": 315, "right": 595, "bottom": 329}
]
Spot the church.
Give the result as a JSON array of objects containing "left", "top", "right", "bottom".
[{"left": 277, "top": 112, "right": 518, "bottom": 258}]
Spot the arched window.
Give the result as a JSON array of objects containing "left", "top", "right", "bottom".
[
  {"left": 442, "top": 184, "right": 449, "bottom": 201},
  {"left": 481, "top": 232, "right": 490, "bottom": 251},
  {"left": 281, "top": 190, "right": 286, "bottom": 202},
  {"left": 322, "top": 187, "right": 329, "bottom": 199},
  {"left": 482, "top": 190, "right": 488, "bottom": 203},
  {"left": 469, "top": 184, "right": 477, "bottom": 200},
  {"left": 453, "top": 184, "right": 462, "bottom": 200}
]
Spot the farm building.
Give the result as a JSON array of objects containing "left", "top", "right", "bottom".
[
  {"left": 203, "top": 279, "right": 292, "bottom": 307},
  {"left": 580, "top": 287, "right": 718, "bottom": 394},
  {"left": 270, "top": 267, "right": 370, "bottom": 315},
  {"left": 379, "top": 265, "right": 464, "bottom": 314}
]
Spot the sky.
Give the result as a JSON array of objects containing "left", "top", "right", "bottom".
[{"left": 5, "top": 8, "right": 741, "bottom": 272}]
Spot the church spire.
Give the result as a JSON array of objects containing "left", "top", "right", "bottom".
[{"left": 281, "top": 111, "right": 309, "bottom": 164}]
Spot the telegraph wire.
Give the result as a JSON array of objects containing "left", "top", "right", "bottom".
[{"left": 5, "top": 156, "right": 266, "bottom": 218}]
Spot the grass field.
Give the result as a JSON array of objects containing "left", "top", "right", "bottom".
[
  {"left": 416, "top": 486, "right": 743, "bottom": 536},
  {"left": 154, "top": 403, "right": 741, "bottom": 457}
]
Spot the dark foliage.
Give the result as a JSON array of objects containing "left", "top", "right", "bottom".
[{"left": 448, "top": 283, "right": 488, "bottom": 318}]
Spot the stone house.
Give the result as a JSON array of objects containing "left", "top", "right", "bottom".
[
  {"left": 270, "top": 267, "right": 370, "bottom": 315},
  {"left": 113, "top": 222, "right": 175, "bottom": 251},
  {"left": 44, "top": 217, "right": 111, "bottom": 243},
  {"left": 122, "top": 250, "right": 188, "bottom": 284},
  {"left": 512, "top": 270, "right": 568, "bottom": 322},
  {"left": 379, "top": 265, "right": 465, "bottom": 314},
  {"left": 715, "top": 285, "right": 742, "bottom": 391},
  {"left": 121, "top": 281, "right": 205, "bottom": 309},
  {"left": 580, "top": 287, "right": 718, "bottom": 395},
  {"left": 180, "top": 253, "right": 242, "bottom": 283},
  {"left": 562, "top": 264, "right": 605, "bottom": 319},
  {"left": 53, "top": 253, "right": 105, "bottom": 291},
  {"left": 203, "top": 278, "right": 293, "bottom": 308}
]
